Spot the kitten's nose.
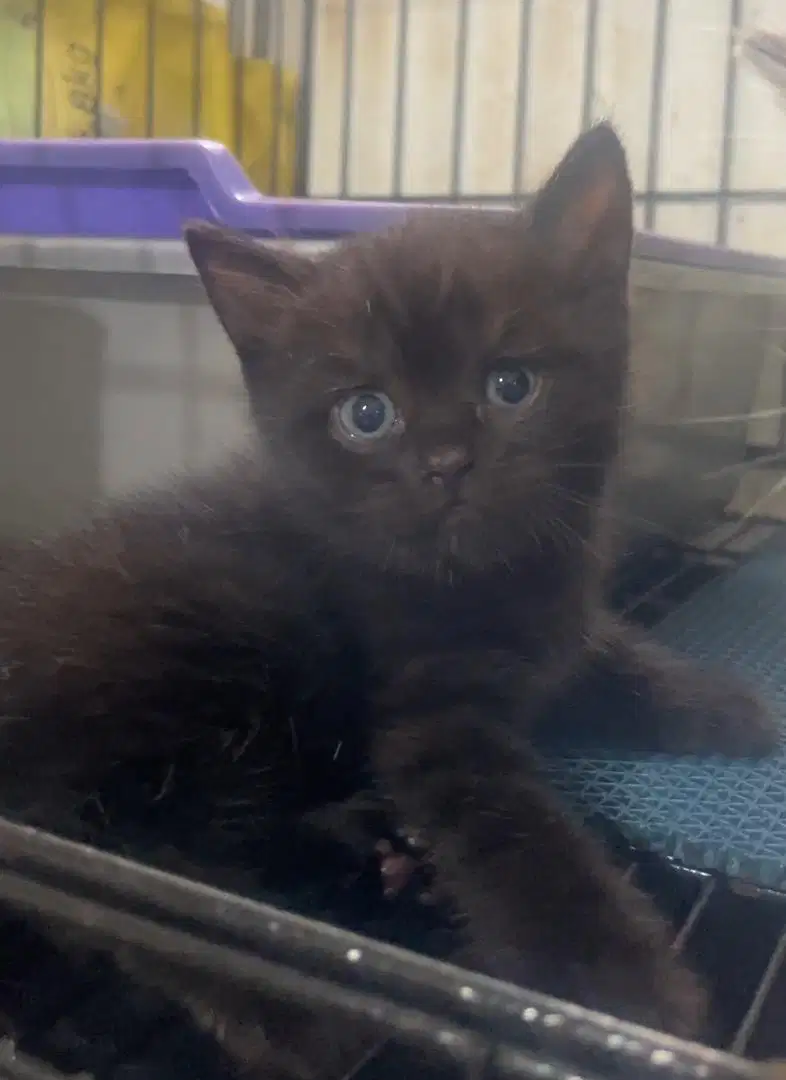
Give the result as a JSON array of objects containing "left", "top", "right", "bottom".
[{"left": 424, "top": 446, "right": 473, "bottom": 487}]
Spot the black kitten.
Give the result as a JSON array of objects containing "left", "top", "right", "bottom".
[{"left": 0, "top": 124, "right": 777, "bottom": 1065}]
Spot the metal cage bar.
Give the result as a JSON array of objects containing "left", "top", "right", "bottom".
[
  {"left": 13, "top": 0, "right": 786, "bottom": 248},
  {"left": 0, "top": 811, "right": 782, "bottom": 1078}
]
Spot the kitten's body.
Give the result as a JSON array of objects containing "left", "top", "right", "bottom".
[{"left": 0, "top": 126, "right": 777, "bottom": 1075}]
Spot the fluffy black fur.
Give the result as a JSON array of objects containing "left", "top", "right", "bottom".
[{"left": 0, "top": 124, "right": 777, "bottom": 1075}]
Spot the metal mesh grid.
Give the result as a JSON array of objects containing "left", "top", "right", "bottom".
[
  {"left": 300, "top": 0, "right": 786, "bottom": 255},
  {"left": 6, "top": 0, "right": 786, "bottom": 247}
]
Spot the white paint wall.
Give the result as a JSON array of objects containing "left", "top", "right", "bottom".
[{"left": 304, "top": 0, "right": 786, "bottom": 256}]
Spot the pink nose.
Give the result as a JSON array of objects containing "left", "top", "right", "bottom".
[{"left": 424, "top": 446, "right": 473, "bottom": 485}]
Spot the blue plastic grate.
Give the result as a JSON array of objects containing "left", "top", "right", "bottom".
[{"left": 543, "top": 535, "right": 786, "bottom": 888}]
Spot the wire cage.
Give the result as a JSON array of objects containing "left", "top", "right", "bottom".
[{"left": 8, "top": 0, "right": 786, "bottom": 253}]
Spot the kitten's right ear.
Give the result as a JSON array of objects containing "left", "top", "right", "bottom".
[
  {"left": 527, "top": 122, "right": 633, "bottom": 283},
  {"left": 184, "top": 222, "right": 313, "bottom": 355}
]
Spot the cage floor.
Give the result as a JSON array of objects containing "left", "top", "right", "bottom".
[{"left": 543, "top": 529, "right": 786, "bottom": 889}]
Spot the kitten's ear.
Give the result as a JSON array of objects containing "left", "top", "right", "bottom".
[
  {"left": 527, "top": 123, "right": 633, "bottom": 281},
  {"left": 184, "top": 221, "right": 313, "bottom": 355}
]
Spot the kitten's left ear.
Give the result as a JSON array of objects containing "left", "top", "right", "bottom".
[
  {"left": 184, "top": 221, "right": 314, "bottom": 356},
  {"left": 527, "top": 122, "right": 633, "bottom": 282}
]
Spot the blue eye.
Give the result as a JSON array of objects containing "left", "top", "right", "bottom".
[
  {"left": 333, "top": 391, "right": 399, "bottom": 442},
  {"left": 485, "top": 367, "right": 537, "bottom": 407}
]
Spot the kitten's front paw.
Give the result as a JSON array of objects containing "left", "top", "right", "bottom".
[
  {"left": 304, "top": 793, "right": 436, "bottom": 900},
  {"left": 667, "top": 672, "right": 780, "bottom": 759}
]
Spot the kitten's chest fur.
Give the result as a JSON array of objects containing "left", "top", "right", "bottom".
[{"left": 343, "top": 541, "right": 591, "bottom": 662}]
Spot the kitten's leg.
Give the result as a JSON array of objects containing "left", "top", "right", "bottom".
[
  {"left": 570, "top": 613, "right": 780, "bottom": 757},
  {"left": 372, "top": 691, "right": 706, "bottom": 1038}
]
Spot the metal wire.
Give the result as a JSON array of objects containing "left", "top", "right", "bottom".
[
  {"left": 94, "top": 0, "right": 106, "bottom": 136},
  {"left": 391, "top": 0, "right": 410, "bottom": 199},
  {"left": 449, "top": 0, "right": 470, "bottom": 199},
  {"left": 145, "top": 0, "right": 156, "bottom": 137},
  {"left": 717, "top": 0, "right": 743, "bottom": 246},
  {"left": 511, "top": 0, "right": 532, "bottom": 197},
  {"left": 269, "top": 0, "right": 284, "bottom": 194},
  {"left": 671, "top": 877, "right": 716, "bottom": 953},
  {"left": 0, "top": 815, "right": 778, "bottom": 1080},
  {"left": 730, "top": 927, "right": 786, "bottom": 1055},
  {"left": 21, "top": 0, "right": 786, "bottom": 222},
  {"left": 0, "top": 838, "right": 767, "bottom": 1080},
  {"left": 294, "top": 0, "right": 317, "bottom": 196},
  {"left": 232, "top": 53, "right": 246, "bottom": 172},
  {"left": 581, "top": 0, "right": 599, "bottom": 131},
  {"left": 191, "top": 0, "right": 203, "bottom": 138},
  {"left": 644, "top": 0, "right": 670, "bottom": 231},
  {"left": 339, "top": 0, "right": 357, "bottom": 198},
  {"left": 33, "top": 0, "right": 45, "bottom": 138}
]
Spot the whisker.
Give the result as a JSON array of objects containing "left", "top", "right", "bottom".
[
  {"left": 495, "top": 550, "right": 513, "bottom": 573},
  {"left": 152, "top": 764, "right": 176, "bottom": 802},
  {"left": 382, "top": 539, "right": 397, "bottom": 571},
  {"left": 702, "top": 448, "right": 786, "bottom": 479},
  {"left": 675, "top": 405, "right": 786, "bottom": 426},
  {"left": 542, "top": 481, "right": 685, "bottom": 541},
  {"left": 546, "top": 514, "right": 598, "bottom": 559},
  {"left": 541, "top": 484, "right": 595, "bottom": 509},
  {"left": 719, "top": 470, "right": 786, "bottom": 537},
  {"left": 553, "top": 462, "right": 607, "bottom": 471},
  {"left": 231, "top": 709, "right": 262, "bottom": 762}
]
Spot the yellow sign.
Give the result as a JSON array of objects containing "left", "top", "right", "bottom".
[{"left": 0, "top": 0, "right": 299, "bottom": 194}]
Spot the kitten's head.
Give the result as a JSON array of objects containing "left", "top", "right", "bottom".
[{"left": 186, "top": 124, "right": 632, "bottom": 577}]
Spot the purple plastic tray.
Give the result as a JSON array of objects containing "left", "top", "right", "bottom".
[
  {"left": 0, "top": 138, "right": 405, "bottom": 241},
  {"left": 2, "top": 138, "right": 786, "bottom": 277}
]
